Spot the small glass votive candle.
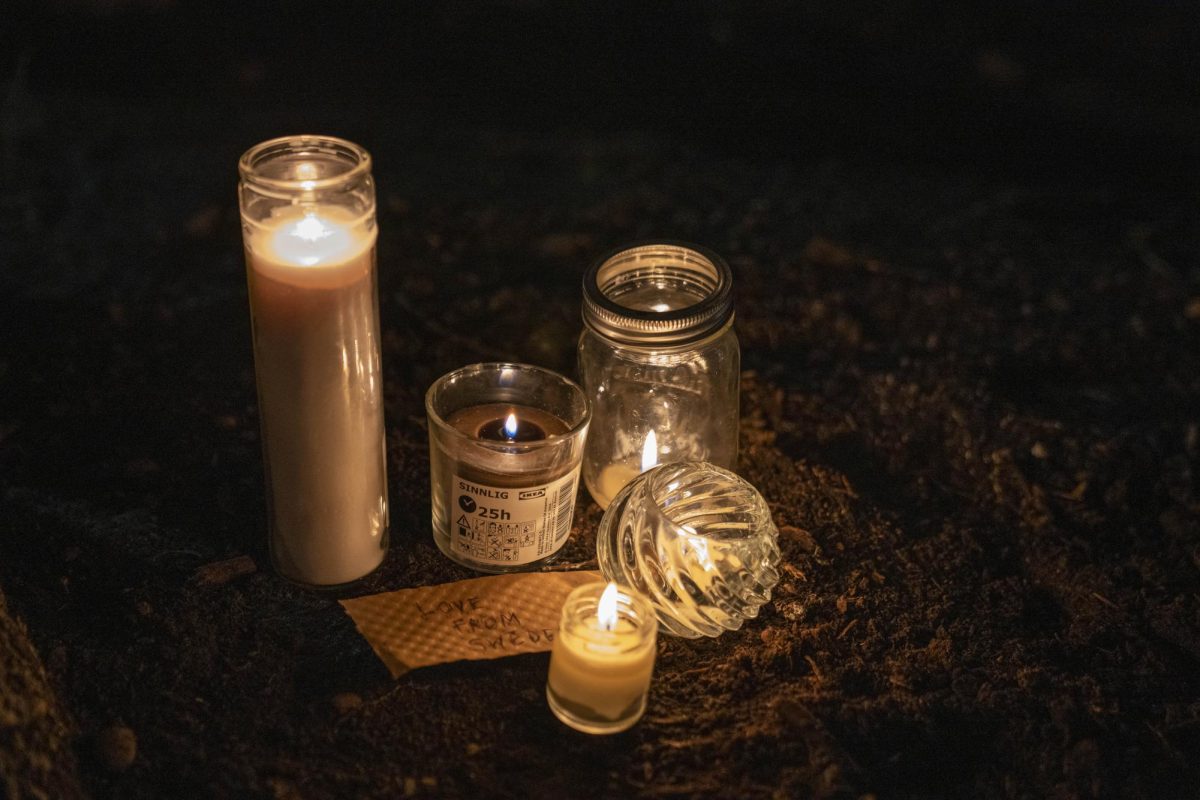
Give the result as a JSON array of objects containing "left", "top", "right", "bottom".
[
  {"left": 579, "top": 242, "right": 740, "bottom": 509},
  {"left": 426, "top": 363, "right": 590, "bottom": 573},
  {"left": 546, "top": 581, "right": 658, "bottom": 734}
]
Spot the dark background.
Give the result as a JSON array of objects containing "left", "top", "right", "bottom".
[
  {"left": 2, "top": 2, "right": 1199, "bottom": 799},
  {"left": 7, "top": 0, "right": 1200, "bottom": 181}
]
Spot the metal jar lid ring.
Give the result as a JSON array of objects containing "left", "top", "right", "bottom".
[{"left": 582, "top": 241, "right": 734, "bottom": 347}]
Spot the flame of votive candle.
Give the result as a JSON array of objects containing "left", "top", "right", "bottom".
[
  {"left": 504, "top": 412, "right": 519, "bottom": 439},
  {"left": 597, "top": 582, "right": 620, "bottom": 632},
  {"left": 641, "top": 429, "right": 658, "bottom": 472}
]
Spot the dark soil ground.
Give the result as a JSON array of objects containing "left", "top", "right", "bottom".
[{"left": 2, "top": 4, "right": 1200, "bottom": 798}]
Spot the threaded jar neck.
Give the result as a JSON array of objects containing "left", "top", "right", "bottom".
[{"left": 582, "top": 242, "right": 734, "bottom": 347}]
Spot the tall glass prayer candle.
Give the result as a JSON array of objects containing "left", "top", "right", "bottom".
[{"left": 238, "top": 135, "right": 389, "bottom": 587}]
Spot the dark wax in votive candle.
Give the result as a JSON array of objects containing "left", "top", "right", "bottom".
[{"left": 445, "top": 403, "right": 570, "bottom": 444}]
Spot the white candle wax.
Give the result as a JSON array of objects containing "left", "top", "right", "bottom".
[
  {"left": 590, "top": 429, "right": 658, "bottom": 509},
  {"left": 246, "top": 205, "right": 388, "bottom": 585},
  {"left": 593, "top": 463, "right": 642, "bottom": 510}
]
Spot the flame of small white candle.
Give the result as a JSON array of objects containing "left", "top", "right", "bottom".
[
  {"left": 640, "top": 429, "right": 658, "bottom": 473},
  {"left": 504, "top": 412, "right": 519, "bottom": 439},
  {"left": 597, "top": 582, "right": 620, "bottom": 632}
]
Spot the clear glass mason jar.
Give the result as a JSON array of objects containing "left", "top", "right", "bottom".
[
  {"left": 238, "top": 135, "right": 388, "bottom": 587},
  {"left": 579, "top": 242, "right": 739, "bottom": 509}
]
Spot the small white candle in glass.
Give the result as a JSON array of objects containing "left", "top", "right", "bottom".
[{"left": 546, "top": 581, "right": 658, "bottom": 734}]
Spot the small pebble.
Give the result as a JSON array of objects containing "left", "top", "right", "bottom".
[
  {"left": 779, "top": 525, "right": 817, "bottom": 552},
  {"left": 185, "top": 205, "right": 222, "bottom": 238},
  {"left": 192, "top": 555, "right": 257, "bottom": 587},
  {"left": 331, "top": 693, "right": 363, "bottom": 714},
  {"left": 267, "top": 777, "right": 303, "bottom": 800},
  {"left": 96, "top": 724, "right": 137, "bottom": 772},
  {"left": 774, "top": 697, "right": 817, "bottom": 728},
  {"left": 802, "top": 235, "right": 855, "bottom": 268}
]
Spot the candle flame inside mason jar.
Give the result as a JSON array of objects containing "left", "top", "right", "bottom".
[
  {"left": 504, "top": 413, "right": 519, "bottom": 439},
  {"left": 641, "top": 430, "right": 658, "bottom": 473}
]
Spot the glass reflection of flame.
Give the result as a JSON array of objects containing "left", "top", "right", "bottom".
[{"left": 641, "top": 429, "right": 658, "bottom": 473}]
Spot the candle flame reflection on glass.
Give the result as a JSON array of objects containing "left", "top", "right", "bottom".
[
  {"left": 680, "top": 524, "right": 716, "bottom": 572},
  {"left": 295, "top": 161, "right": 320, "bottom": 190},
  {"left": 641, "top": 429, "right": 658, "bottom": 472},
  {"left": 597, "top": 582, "right": 620, "bottom": 632}
]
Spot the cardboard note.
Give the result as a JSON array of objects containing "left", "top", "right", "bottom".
[{"left": 340, "top": 570, "right": 602, "bottom": 676}]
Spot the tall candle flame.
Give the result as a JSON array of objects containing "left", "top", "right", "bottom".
[
  {"left": 504, "top": 412, "right": 519, "bottom": 439},
  {"left": 597, "top": 582, "right": 620, "bottom": 632},
  {"left": 271, "top": 210, "right": 357, "bottom": 267},
  {"left": 292, "top": 213, "right": 333, "bottom": 243},
  {"left": 640, "top": 429, "right": 658, "bottom": 472}
]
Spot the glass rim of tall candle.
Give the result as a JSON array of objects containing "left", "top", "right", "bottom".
[
  {"left": 239, "top": 134, "right": 389, "bottom": 588},
  {"left": 426, "top": 362, "right": 591, "bottom": 573},
  {"left": 546, "top": 580, "right": 658, "bottom": 734},
  {"left": 582, "top": 240, "right": 734, "bottom": 348},
  {"left": 240, "top": 135, "right": 374, "bottom": 198}
]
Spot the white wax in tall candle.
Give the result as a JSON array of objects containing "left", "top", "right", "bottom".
[{"left": 246, "top": 206, "right": 388, "bottom": 585}]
